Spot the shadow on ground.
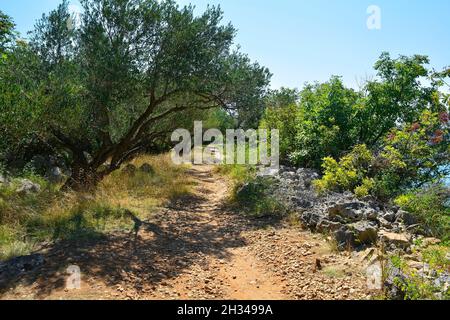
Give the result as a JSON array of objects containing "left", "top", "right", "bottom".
[{"left": 0, "top": 167, "right": 283, "bottom": 298}]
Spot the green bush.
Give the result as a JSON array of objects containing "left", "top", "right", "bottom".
[
  {"left": 313, "top": 144, "right": 374, "bottom": 196},
  {"left": 389, "top": 247, "right": 450, "bottom": 300},
  {"left": 395, "top": 187, "right": 450, "bottom": 241},
  {"left": 290, "top": 77, "right": 361, "bottom": 168},
  {"left": 314, "top": 111, "right": 449, "bottom": 200},
  {"left": 260, "top": 54, "right": 443, "bottom": 170},
  {"left": 260, "top": 103, "right": 299, "bottom": 160},
  {"left": 393, "top": 270, "right": 445, "bottom": 300},
  {"left": 215, "top": 164, "right": 256, "bottom": 187},
  {"left": 218, "top": 165, "right": 286, "bottom": 218},
  {"left": 234, "top": 176, "right": 286, "bottom": 218}
]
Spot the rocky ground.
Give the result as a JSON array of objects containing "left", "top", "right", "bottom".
[
  {"left": 241, "top": 165, "right": 449, "bottom": 299},
  {"left": 249, "top": 165, "right": 420, "bottom": 250},
  {"left": 0, "top": 165, "right": 376, "bottom": 300}
]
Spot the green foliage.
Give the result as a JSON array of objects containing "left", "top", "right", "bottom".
[
  {"left": 371, "top": 110, "right": 448, "bottom": 198},
  {"left": 357, "top": 53, "right": 440, "bottom": 148},
  {"left": 313, "top": 144, "right": 374, "bottom": 196},
  {"left": 0, "top": 10, "right": 16, "bottom": 54},
  {"left": 259, "top": 87, "right": 300, "bottom": 158},
  {"left": 291, "top": 76, "right": 361, "bottom": 168},
  {"left": 422, "top": 245, "right": 450, "bottom": 272},
  {"left": 395, "top": 187, "right": 450, "bottom": 241},
  {"left": 265, "top": 87, "right": 299, "bottom": 109},
  {"left": 0, "top": 41, "right": 48, "bottom": 162},
  {"left": 217, "top": 165, "right": 285, "bottom": 217},
  {"left": 354, "top": 178, "right": 375, "bottom": 198},
  {"left": 389, "top": 251, "right": 450, "bottom": 300},
  {"left": 203, "top": 109, "right": 236, "bottom": 132},
  {"left": 31, "top": 0, "right": 76, "bottom": 66},
  {"left": 261, "top": 77, "right": 362, "bottom": 168},
  {"left": 394, "top": 271, "right": 442, "bottom": 300},
  {"left": 215, "top": 164, "right": 255, "bottom": 186},
  {"left": 314, "top": 111, "right": 449, "bottom": 199},
  {"left": 1, "top": 0, "right": 270, "bottom": 188},
  {"left": 260, "top": 53, "right": 443, "bottom": 170},
  {"left": 234, "top": 176, "right": 286, "bottom": 218},
  {"left": 260, "top": 103, "right": 299, "bottom": 158}
]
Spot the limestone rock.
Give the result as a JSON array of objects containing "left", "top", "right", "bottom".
[
  {"left": 46, "top": 166, "right": 65, "bottom": 183},
  {"left": 16, "top": 179, "right": 41, "bottom": 195},
  {"left": 0, "top": 174, "right": 9, "bottom": 186},
  {"left": 334, "top": 226, "right": 355, "bottom": 249},
  {"left": 248, "top": 165, "right": 420, "bottom": 252},
  {"left": 349, "top": 221, "right": 378, "bottom": 245},
  {"left": 379, "top": 231, "right": 411, "bottom": 249}
]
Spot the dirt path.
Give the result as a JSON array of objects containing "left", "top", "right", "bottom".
[
  {"left": 0, "top": 165, "right": 372, "bottom": 300},
  {"left": 143, "top": 165, "right": 288, "bottom": 300}
]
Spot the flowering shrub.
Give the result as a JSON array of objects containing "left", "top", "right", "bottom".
[{"left": 314, "top": 111, "right": 449, "bottom": 199}]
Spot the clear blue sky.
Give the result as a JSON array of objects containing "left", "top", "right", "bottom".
[{"left": 2, "top": 0, "right": 449, "bottom": 89}]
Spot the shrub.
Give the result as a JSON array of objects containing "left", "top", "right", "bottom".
[
  {"left": 234, "top": 176, "right": 286, "bottom": 217},
  {"left": 373, "top": 110, "right": 449, "bottom": 197},
  {"left": 217, "top": 165, "right": 286, "bottom": 218},
  {"left": 394, "top": 186, "right": 450, "bottom": 241},
  {"left": 260, "top": 54, "right": 442, "bottom": 169},
  {"left": 313, "top": 144, "right": 373, "bottom": 196},
  {"left": 388, "top": 248, "right": 450, "bottom": 300},
  {"left": 422, "top": 245, "right": 450, "bottom": 272},
  {"left": 354, "top": 178, "right": 375, "bottom": 198},
  {"left": 260, "top": 103, "right": 299, "bottom": 160},
  {"left": 215, "top": 164, "right": 256, "bottom": 187},
  {"left": 314, "top": 111, "right": 449, "bottom": 199},
  {"left": 289, "top": 77, "right": 361, "bottom": 168}
]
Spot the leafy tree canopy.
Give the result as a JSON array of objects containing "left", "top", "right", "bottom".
[
  {"left": 1, "top": 0, "right": 271, "bottom": 189},
  {"left": 262, "top": 53, "right": 447, "bottom": 169},
  {"left": 0, "top": 11, "right": 16, "bottom": 54}
]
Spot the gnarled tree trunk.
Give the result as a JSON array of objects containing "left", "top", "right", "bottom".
[{"left": 62, "top": 163, "right": 102, "bottom": 192}]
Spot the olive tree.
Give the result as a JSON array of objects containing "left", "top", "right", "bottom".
[
  {"left": 0, "top": 11, "right": 16, "bottom": 54},
  {"left": 16, "top": 0, "right": 270, "bottom": 189}
]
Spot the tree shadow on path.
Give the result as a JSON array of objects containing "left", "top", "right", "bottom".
[{"left": 0, "top": 167, "right": 282, "bottom": 299}]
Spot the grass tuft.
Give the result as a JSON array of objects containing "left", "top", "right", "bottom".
[{"left": 0, "top": 153, "right": 192, "bottom": 261}]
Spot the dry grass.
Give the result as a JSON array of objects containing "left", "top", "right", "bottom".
[
  {"left": 285, "top": 212, "right": 303, "bottom": 227},
  {"left": 322, "top": 235, "right": 340, "bottom": 254},
  {"left": 322, "top": 265, "right": 347, "bottom": 278},
  {"left": 97, "top": 153, "right": 193, "bottom": 219},
  {"left": 0, "top": 153, "right": 193, "bottom": 260}
]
